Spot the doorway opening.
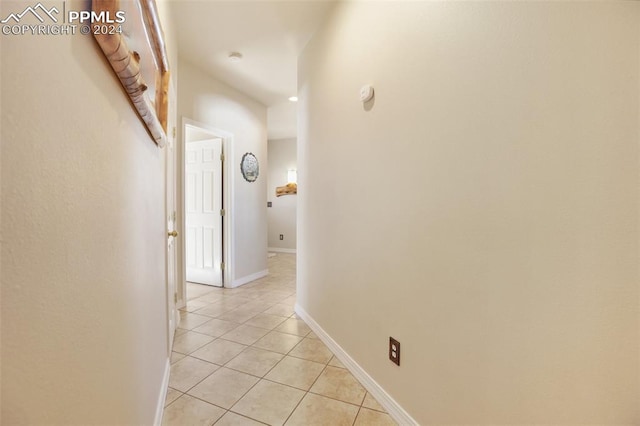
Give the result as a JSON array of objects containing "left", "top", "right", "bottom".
[{"left": 181, "top": 120, "right": 234, "bottom": 303}]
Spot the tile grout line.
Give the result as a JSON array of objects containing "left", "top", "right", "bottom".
[
  {"left": 190, "top": 331, "right": 304, "bottom": 424},
  {"left": 170, "top": 336, "right": 378, "bottom": 414},
  {"left": 214, "top": 411, "right": 270, "bottom": 426},
  {"left": 228, "top": 322, "right": 332, "bottom": 424},
  {"left": 172, "top": 259, "right": 380, "bottom": 424},
  {"left": 281, "top": 358, "right": 333, "bottom": 425}
]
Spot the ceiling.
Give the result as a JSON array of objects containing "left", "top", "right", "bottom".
[{"left": 171, "top": 1, "right": 336, "bottom": 139}]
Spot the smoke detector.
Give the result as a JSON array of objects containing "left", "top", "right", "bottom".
[{"left": 228, "top": 52, "right": 243, "bottom": 62}]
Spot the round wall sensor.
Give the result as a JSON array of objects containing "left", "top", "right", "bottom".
[
  {"left": 360, "top": 85, "right": 374, "bottom": 102},
  {"left": 228, "top": 52, "right": 243, "bottom": 62}
]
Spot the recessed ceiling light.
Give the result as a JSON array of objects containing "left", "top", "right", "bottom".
[
  {"left": 228, "top": 52, "right": 243, "bottom": 62},
  {"left": 288, "top": 96, "right": 298, "bottom": 102}
]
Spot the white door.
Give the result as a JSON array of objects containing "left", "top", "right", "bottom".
[
  {"left": 166, "top": 135, "right": 178, "bottom": 345},
  {"left": 185, "top": 138, "right": 223, "bottom": 286}
]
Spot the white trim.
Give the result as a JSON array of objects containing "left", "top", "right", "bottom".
[
  {"left": 267, "top": 247, "right": 297, "bottom": 254},
  {"left": 295, "top": 304, "right": 419, "bottom": 426},
  {"left": 176, "top": 298, "right": 186, "bottom": 310},
  {"left": 153, "top": 358, "right": 171, "bottom": 426},
  {"left": 231, "top": 269, "right": 269, "bottom": 288}
]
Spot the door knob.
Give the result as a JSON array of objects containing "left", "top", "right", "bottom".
[{"left": 168, "top": 230, "right": 178, "bottom": 237}]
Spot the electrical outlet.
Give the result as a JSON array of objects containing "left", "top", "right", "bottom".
[
  {"left": 389, "top": 337, "right": 400, "bottom": 366},
  {"left": 279, "top": 234, "right": 284, "bottom": 240}
]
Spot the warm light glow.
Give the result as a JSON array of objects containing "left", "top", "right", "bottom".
[
  {"left": 287, "top": 169, "right": 297, "bottom": 184},
  {"left": 288, "top": 96, "right": 298, "bottom": 102}
]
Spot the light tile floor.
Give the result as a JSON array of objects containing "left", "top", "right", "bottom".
[{"left": 164, "top": 254, "right": 397, "bottom": 426}]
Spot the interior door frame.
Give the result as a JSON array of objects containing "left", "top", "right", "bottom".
[
  {"left": 178, "top": 118, "right": 234, "bottom": 307},
  {"left": 165, "top": 78, "right": 178, "bottom": 352}
]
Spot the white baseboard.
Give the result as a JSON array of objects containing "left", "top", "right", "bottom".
[
  {"left": 295, "top": 304, "right": 418, "bottom": 426},
  {"left": 231, "top": 269, "right": 269, "bottom": 288},
  {"left": 154, "top": 358, "right": 171, "bottom": 426},
  {"left": 268, "top": 247, "right": 297, "bottom": 254}
]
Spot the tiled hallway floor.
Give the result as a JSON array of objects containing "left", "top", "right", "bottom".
[{"left": 163, "top": 254, "right": 396, "bottom": 426}]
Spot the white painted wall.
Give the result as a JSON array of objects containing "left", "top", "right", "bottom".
[
  {"left": 0, "top": 0, "right": 176, "bottom": 423},
  {"left": 298, "top": 2, "right": 640, "bottom": 424},
  {"left": 178, "top": 60, "right": 268, "bottom": 289},
  {"left": 267, "top": 101, "right": 297, "bottom": 140},
  {"left": 267, "top": 138, "right": 297, "bottom": 251}
]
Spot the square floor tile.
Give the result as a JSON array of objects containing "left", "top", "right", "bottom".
[
  {"left": 354, "top": 408, "right": 397, "bottom": 425},
  {"left": 309, "top": 366, "right": 366, "bottom": 405},
  {"left": 188, "top": 367, "right": 259, "bottom": 409},
  {"left": 187, "top": 282, "right": 217, "bottom": 298},
  {"left": 191, "top": 339, "right": 248, "bottom": 365},
  {"left": 362, "top": 392, "right": 386, "bottom": 412},
  {"left": 253, "top": 331, "right": 303, "bottom": 354},
  {"left": 195, "top": 303, "right": 236, "bottom": 318},
  {"left": 225, "top": 347, "right": 285, "bottom": 377},
  {"left": 231, "top": 380, "right": 305, "bottom": 426},
  {"left": 285, "top": 392, "right": 359, "bottom": 426},
  {"left": 172, "top": 331, "right": 215, "bottom": 355},
  {"left": 245, "top": 313, "right": 288, "bottom": 330},
  {"left": 168, "top": 356, "right": 219, "bottom": 392},
  {"left": 263, "top": 304, "right": 295, "bottom": 317},
  {"left": 162, "top": 394, "right": 225, "bottom": 426},
  {"left": 164, "top": 388, "right": 182, "bottom": 407},
  {"left": 305, "top": 331, "right": 320, "bottom": 340},
  {"left": 217, "top": 297, "right": 253, "bottom": 310},
  {"left": 214, "top": 411, "right": 265, "bottom": 425},
  {"left": 274, "top": 318, "right": 311, "bottom": 337},
  {"left": 281, "top": 296, "right": 297, "bottom": 305},
  {"left": 170, "top": 352, "right": 186, "bottom": 365},
  {"left": 182, "top": 299, "right": 210, "bottom": 313},
  {"left": 195, "top": 293, "right": 224, "bottom": 304},
  {"left": 221, "top": 324, "right": 271, "bottom": 345},
  {"left": 265, "top": 356, "right": 325, "bottom": 391},
  {"left": 193, "top": 318, "right": 241, "bottom": 338},
  {"left": 260, "top": 292, "right": 292, "bottom": 303},
  {"left": 179, "top": 312, "right": 214, "bottom": 330},
  {"left": 288, "top": 338, "right": 333, "bottom": 364},
  {"left": 328, "top": 356, "right": 346, "bottom": 369},
  {"left": 218, "top": 308, "right": 260, "bottom": 324},
  {"left": 242, "top": 300, "right": 276, "bottom": 313}
]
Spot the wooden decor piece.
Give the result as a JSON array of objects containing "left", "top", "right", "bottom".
[
  {"left": 92, "top": 0, "right": 169, "bottom": 147},
  {"left": 276, "top": 183, "right": 297, "bottom": 197}
]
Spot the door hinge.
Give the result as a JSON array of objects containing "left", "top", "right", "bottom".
[
  {"left": 172, "top": 127, "right": 176, "bottom": 139},
  {"left": 221, "top": 262, "right": 225, "bottom": 271},
  {"left": 220, "top": 152, "right": 225, "bottom": 162},
  {"left": 220, "top": 209, "right": 225, "bottom": 217},
  {"left": 174, "top": 293, "right": 177, "bottom": 303}
]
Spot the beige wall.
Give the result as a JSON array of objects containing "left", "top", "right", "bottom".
[
  {"left": 298, "top": 1, "right": 640, "bottom": 424},
  {"left": 267, "top": 138, "right": 297, "bottom": 250},
  {"left": 178, "top": 60, "right": 268, "bottom": 287},
  {"left": 0, "top": 0, "right": 175, "bottom": 423}
]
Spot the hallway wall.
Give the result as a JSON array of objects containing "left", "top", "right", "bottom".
[
  {"left": 0, "top": 0, "right": 176, "bottom": 423},
  {"left": 267, "top": 138, "right": 297, "bottom": 252},
  {"left": 178, "top": 60, "right": 268, "bottom": 288},
  {"left": 297, "top": 2, "right": 640, "bottom": 424}
]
